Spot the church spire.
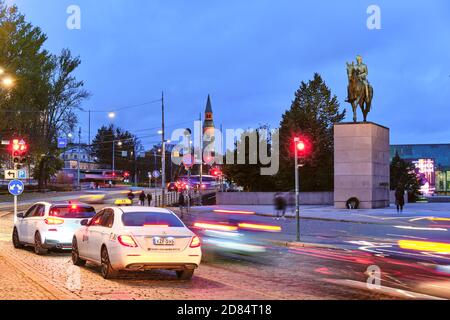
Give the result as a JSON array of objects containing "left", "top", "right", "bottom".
[
  {"left": 203, "top": 94, "right": 214, "bottom": 130},
  {"left": 205, "top": 94, "right": 213, "bottom": 113}
]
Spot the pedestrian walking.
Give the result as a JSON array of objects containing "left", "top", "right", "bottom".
[
  {"left": 127, "top": 190, "right": 135, "bottom": 204},
  {"left": 274, "top": 193, "right": 287, "bottom": 220},
  {"left": 139, "top": 190, "right": 146, "bottom": 206},
  {"left": 147, "top": 192, "right": 153, "bottom": 206},
  {"left": 395, "top": 185, "right": 405, "bottom": 213},
  {"left": 179, "top": 192, "right": 186, "bottom": 218}
]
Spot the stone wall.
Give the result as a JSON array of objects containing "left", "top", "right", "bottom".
[{"left": 216, "top": 192, "right": 334, "bottom": 205}]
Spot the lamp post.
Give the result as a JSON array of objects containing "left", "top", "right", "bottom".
[
  {"left": 77, "top": 127, "right": 81, "bottom": 190},
  {"left": 161, "top": 92, "right": 166, "bottom": 207}
]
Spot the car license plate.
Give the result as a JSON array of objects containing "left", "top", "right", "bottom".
[{"left": 153, "top": 237, "right": 175, "bottom": 246}]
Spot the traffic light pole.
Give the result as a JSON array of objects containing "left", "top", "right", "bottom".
[
  {"left": 294, "top": 138, "right": 300, "bottom": 242},
  {"left": 199, "top": 113, "right": 203, "bottom": 206}
]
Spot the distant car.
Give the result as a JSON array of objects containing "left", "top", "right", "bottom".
[
  {"left": 167, "top": 182, "right": 178, "bottom": 192},
  {"left": 72, "top": 207, "right": 202, "bottom": 280},
  {"left": 79, "top": 192, "right": 106, "bottom": 204},
  {"left": 192, "top": 220, "right": 266, "bottom": 260},
  {"left": 13, "top": 202, "right": 96, "bottom": 255}
]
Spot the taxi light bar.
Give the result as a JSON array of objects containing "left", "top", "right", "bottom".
[
  {"left": 118, "top": 235, "right": 138, "bottom": 248},
  {"left": 190, "top": 236, "right": 201, "bottom": 248},
  {"left": 45, "top": 217, "right": 65, "bottom": 225}
]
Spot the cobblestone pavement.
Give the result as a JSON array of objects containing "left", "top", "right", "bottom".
[{"left": 0, "top": 212, "right": 395, "bottom": 300}]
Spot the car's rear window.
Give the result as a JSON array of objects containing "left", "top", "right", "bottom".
[
  {"left": 122, "top": 212, "right": 184, "bottom": 227},
  {"left": 49, "top": 206, "right": 96, "bottom": 219}
]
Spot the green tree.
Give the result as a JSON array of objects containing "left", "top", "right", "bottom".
[
  {"left": 91, "top": 125, "right": 143, "bottom": 179},
  {"left": 390, "top": 152, "right": 421, "bottom": 200},
  {"left": 222, "top": 125, "right": 276, "bottom": 191},
  {"left": 34, "top": 49, "right": 89, "bottom": 188},
  {"left": 276, "top": 73, "right": 346, "bottom": 191},
  {"left": 0, "top": 2, "right": 89, "bottom": 189}
]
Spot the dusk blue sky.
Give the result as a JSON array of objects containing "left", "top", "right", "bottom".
[{"left": 8, "top": 0, "right": 450, "bottom": 148}]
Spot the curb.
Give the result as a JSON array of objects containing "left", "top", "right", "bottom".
[
  {"left": 255, "top": 212, "right": 388, "bottom": 225},
  {"left": 268, "top": 239, "right": 338, "bottom": 250}
]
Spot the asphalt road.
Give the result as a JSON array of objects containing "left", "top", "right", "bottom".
[{"left": 0, "top": 192, "right": 449, "bottom": 300}]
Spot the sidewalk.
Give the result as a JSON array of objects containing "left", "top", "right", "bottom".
[{"left": 176, "top": 202, "right": 450, "bottom": 225}]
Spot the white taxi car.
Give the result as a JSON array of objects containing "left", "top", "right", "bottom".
[
  {"left": 13, "top": 202, "right": 97, "bottom": 255},
  {"left": 72, "top": 207, "right": 201, "bottom": 280}
]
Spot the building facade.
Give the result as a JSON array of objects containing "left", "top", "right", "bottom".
[
  {"left": 60, "top": 145, "right": 100, "bottom": 171},
  {"left": 390, "top": 144, "right": 450, "bottom": 195}
]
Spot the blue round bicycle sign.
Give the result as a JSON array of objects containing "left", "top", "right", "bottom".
[{"left": 8, "top": 180, "right": 24, "bottom": 196}]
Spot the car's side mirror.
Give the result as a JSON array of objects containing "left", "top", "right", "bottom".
[
  {"left": 17, "top": 213, "right": 24, "bottom": 219},
  {"left": 80, "top": 219, "right": 89, "bottom": 226}
]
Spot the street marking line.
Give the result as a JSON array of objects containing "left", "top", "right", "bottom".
[
  {"left": 386, "top": 234, "right": 428, "bottom": 240},
  {"left": 324, "top": 278, "right": 445, "bottom": 300},
  {"left": 394, "top": 225, "right": 448, "bottom": 232}
]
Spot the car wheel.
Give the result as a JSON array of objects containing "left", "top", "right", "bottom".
[
  {"left": 72, "top": 237, "right": 87, "bottom": 266},
  {"left": 34, "top": 232, "right": 48, "bottom": 255},
  {"left": 176, "top": 269, "right": 194, "bottom": 280},
  {"left": 12, "top": 228, "right": 24, "bottom": 249},
  {"left": 101, "top": 247, "right": 118, "bottom": 279}
]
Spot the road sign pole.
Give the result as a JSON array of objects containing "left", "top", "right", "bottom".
[{"left": 13, "top": 195, "right": 17, "bottom": 224}]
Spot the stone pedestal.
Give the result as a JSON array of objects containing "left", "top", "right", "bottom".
[{"left": 334, "top": 122, "right": 390, "bottom": 209}]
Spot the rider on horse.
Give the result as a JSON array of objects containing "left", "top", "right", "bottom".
[{"left": 346, "top": 55, "right": 370, "bottom": 102}]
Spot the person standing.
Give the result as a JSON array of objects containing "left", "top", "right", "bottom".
[
  {"left": 139, "top": 190, "right": 146, "bottom": 206},
  {"left": 147, "top": 192, "right": 153, "bottom": 206},
  {"left": 395, "top": 185, "right": 405, "bottom": 213}
]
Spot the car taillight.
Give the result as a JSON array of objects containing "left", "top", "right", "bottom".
[
  {"left": 45, "top": 217, "right": 64, "bottom": 225},
  {"left": 118, "top": 235, "right": 138, "bottom": 248},
  {"left": 189, "top": 236, "right": 201, "bottom": 248}
]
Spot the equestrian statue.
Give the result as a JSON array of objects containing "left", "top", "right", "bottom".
[{"left": 346, "top": 55, "right": 374, "bottom": 122}]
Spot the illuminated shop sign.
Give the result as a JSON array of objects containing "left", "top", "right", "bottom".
[{"left": 410, "top": 159, "right": 435, "bottom": 195}]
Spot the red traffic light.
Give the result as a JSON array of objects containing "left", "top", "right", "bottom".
[
  {"left": 210, "top": 168, "right": 222, "bottom": 177},
  {"left": 294, "top": 136, "right": 312, "bottom": 158},
  {"left": 9, "top": 139, "right": 27, "bottom": 157},
  {"left": 123, "top": 171, "right": 130, "bottom": 178},
  {"left": 296, "top": 141, "right": 306, "bottom": 151}
]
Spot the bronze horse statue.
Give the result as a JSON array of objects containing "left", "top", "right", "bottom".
[{"left": 346, "top": 62, "right": 373, "bottom": 122}]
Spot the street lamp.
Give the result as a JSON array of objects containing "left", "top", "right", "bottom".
[
  {"left": 108, "top": 112, "right": 116, "bottom": 119},
  {"left": 2, "top": 77, "right": 14, "bottom": 88}
]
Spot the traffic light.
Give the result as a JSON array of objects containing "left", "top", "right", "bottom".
[
  {"left": 294, "top": 136, "right": 312, "bottom": 158},
  {"left": 210, "top": 168, "right": 222, "bottom": 177},
  {"left": 10, "top": 139, "right": 28, "bottom": 166}
]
